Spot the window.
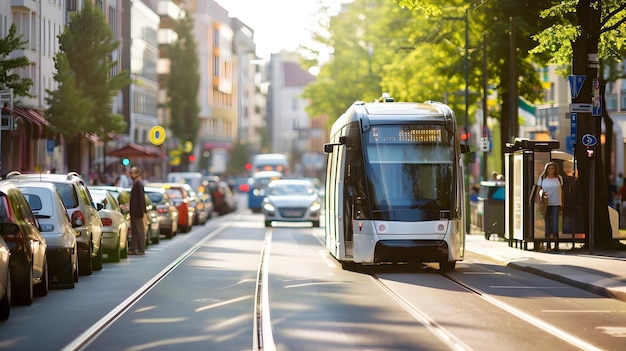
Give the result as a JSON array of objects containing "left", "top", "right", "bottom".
[{"left": 67, "top": 0, "right": 77, "bottom": 11}]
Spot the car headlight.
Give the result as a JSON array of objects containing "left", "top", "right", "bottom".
[
  {"left": 263, "top": 202, "right": 275, "bottom": 212},
  {"left": 310, "top": 201, "right": 321, "bottom": 212}
]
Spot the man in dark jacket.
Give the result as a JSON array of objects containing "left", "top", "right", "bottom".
[{"left": 129, "top": 166, "right": 146, "bottom": 255}]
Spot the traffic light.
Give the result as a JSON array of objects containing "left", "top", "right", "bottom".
[
  {"left": 245, "top": 163, "right": 252, "bottom": 171},
  {"left": 460, "top": 129, "right": 470, "bottom": 142},
  {"left": 188, "top": 154, "right": 196, "bottom": 162},
  {"left": 122, "top": 157, "right": 130, "bottom": 166}
]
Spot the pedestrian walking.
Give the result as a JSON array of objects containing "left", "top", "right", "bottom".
[
  {"left": 115, "top": 168, "right": 132, "bottom": 188},
  {"left": 536, "top": 161, "right": 563, "bottom": 251},
  {"left": 128, "top": 166, "right": 146, "bottom": 255}
]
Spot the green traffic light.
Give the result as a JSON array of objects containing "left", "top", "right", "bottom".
[{"left": 122, "top": 157, "right": 130, "bottom": 166}]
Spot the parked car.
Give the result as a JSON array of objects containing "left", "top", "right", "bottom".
[
  {"left": 116, "top": 189, "right": 160, "bottom": 246},
  {"left": 89, "top": 189, "right": 129, "bottom": 262},
  {"left": 0, "top": 181, "right": 48, "bottom": 305},
  {"left": 248, "top": 171, "right": 283, "bottom": 213},
  {"left": 91, "top": 186, "right": 160, "bottom": 247},
  {"left": 0, "top": 236, "right": 11, "bottom": 320},
  {"left": 144, "top": 186, "right": 178, "bottom": 239},
  {"left": 6, "top": 171, "right": 103, "bottom": 276},
  {"left": 262, "top": 178, "right": 322, "bottom": 227},
  {"left": 205, "top": 176, "right": 237, "bottom": 215},
  {"left": 15, "top": 182, "right": 79, "bottom": 288},
  {"left": 145, "top": 183, "right": 194, "bottom": 233},
  {"left": 190, "top": 189, "right": 212, "bottom": 225}
]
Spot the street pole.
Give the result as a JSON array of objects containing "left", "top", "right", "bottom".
[{"left": 481, "top": 31, "right": 488, "bottom": 181}]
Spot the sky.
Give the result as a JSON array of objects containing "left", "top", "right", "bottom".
[{"left": 215, "top": 0, "right": 351, "bottom": 60}]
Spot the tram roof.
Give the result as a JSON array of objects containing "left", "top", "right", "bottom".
[{"left": 356, "top": 101, "right": 451, "bottom": 117}]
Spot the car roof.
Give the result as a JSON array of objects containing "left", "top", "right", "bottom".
[{"left": 5, "top": 171, "right": 85, "bottom": 184}]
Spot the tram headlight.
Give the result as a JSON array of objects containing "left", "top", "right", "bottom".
[{"left": 263, "top": 202, "right": 275, "bottom": 212}]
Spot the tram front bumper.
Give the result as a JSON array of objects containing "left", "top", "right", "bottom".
[{"left": 373, "top": 240, "right": 449, "bottom": 263}]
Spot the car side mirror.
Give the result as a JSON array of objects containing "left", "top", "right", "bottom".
[{"left": 96, "top": 202, "right": 104, "bottom": 211}]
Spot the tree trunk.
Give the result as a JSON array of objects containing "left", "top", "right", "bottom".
[{"left": 572, "top": 0, "right": 611, "bottom": 249}]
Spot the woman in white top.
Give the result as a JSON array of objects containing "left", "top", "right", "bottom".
[{"left": 537, "top": 161, "right": 563, "bottom": 251}]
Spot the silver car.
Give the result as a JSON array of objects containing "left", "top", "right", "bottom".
[
  {"left": 262, "top": 179, "right": 322, "bottom": 227},
  {"left": 6, "top": 172, "right": 104, "bottom": 276},
  {"left": 89, "top": 189, "right": 129, "bottom": 262},
  {"left": 16, "top": 182, "right": 79, "bottom": 288}
]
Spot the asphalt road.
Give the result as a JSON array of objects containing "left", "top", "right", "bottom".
[{"left": 1, "top": 199, "right": 624, "bottom": 351}]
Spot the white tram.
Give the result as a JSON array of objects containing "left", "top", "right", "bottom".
[{"left": 323, "top": 95, "right": 469, "bottom": 271}]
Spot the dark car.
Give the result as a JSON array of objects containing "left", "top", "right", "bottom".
[
  {"left": 0, "top": 236, "right": 11, "bottom": 319},
  {"left": 145, "top": 183, "right": 194, "bottom": 233},
  {"left": 0, "top": 181, "right": 49, "bottom": 305},
  {"left": 205, "top": 176, "right": 237, "bottom": 216},
  {"left": 190, "top": 190, "right": 212, "bottom": 225}
]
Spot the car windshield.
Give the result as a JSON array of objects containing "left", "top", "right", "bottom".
[
  {"left": 269, "top": 183, "right": 315, "bottom": 196},
  {"left": 146, "top": 192, "right": 164, "bottom": 203},
  {"left": 54, "top": 183, "right": 79, "bottom": 209}
]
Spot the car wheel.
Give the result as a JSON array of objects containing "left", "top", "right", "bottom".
[
  {"left": 92, "top": 240, "right": 103, "bottom": 271},
  {"left": 439, "top": 260, "right": 456, "bottom": 272},
  {"left": 264, "top": 220, "right": 271, "bottom": 227},
  {"left": 79, "top": 241, "right": 93, "bottom": 276},
  {"left": 14, "top": 259, "right": 33, "bottom": 305},
  {"left": 34, "top": 259, "right": 49, "bottom": 297},
  {"left": 312, "top": 220, "right": 320, "bottom": 227},
  {"left": 120, "top": 245, "right": 128, "bottom": 259},
  {"left": 164, "top": 227, "right": 173, "bottom": 240},
  {"left": 0, "top": 271, "right": 10, "bottom": 320},
  {"left": 109, "top": 236, "right": 121, "bottom": 263},
  {"left": 151, "top": 230, "right": 160, "bottom": 245}
]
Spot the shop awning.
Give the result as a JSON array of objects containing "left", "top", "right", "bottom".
[{"left": 106, "top": 143, "right": 165, "bottom": 159}]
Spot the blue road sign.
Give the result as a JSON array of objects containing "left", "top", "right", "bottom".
[
  {"left": 46, "top": 139, "right": 55, "bottom": 152},
  {"left": 568, "top": 75, "right": 586, "bottom": 99},
  {"left": 592, "top": 96, "right": 602, "bottom": 116},
  {"left": 582, "top": 133, "right": 597, "bottom": 147}
]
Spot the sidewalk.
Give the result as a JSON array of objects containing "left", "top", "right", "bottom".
[{"left": 464, "top": 233, "right": 626, "bottom": 302}]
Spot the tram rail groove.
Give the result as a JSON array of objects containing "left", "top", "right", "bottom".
[{"left": 253, "top": 229, "right": 276, "bottom": 351}]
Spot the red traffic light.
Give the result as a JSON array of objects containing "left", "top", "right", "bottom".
[
  {"left": 245, "top": 163, "right": 252, "bottom": 171},
  {"left": 460, "top": 131, "right": 470, "bottom": 142},
  {"left": 188, "top": 155, "right": 196, "bottom": 162}
]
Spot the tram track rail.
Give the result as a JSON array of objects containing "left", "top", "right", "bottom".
[
  {"left": 253, "top": 228, "right": 276, "bottom": 351},
  {"left": 371, "top": 270, "right": 604, "bottom": 351},
  {"left": 61, "top": 224, "right": 229, "bottom": 351}
]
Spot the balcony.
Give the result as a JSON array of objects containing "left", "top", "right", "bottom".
[{"left": 157, "top": 0, "right": 183, "bottom": 29}]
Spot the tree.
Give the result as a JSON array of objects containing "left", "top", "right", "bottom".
[
  {"left": 0, "top": 24, "right": 33, "bottom": 98},
  {"left": 531, "top": 0, "right": 626, "bottom": 248},
  {"left": 45, "top": 1, "right": 130, "bottom": 141},
  {"left": 167, "top": 13, "right": 200, "bottom": 170}
]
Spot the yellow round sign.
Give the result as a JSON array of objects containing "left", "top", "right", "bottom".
[
  {"left": 183, "top": 140, "right": 193, "bottom": 153},
  {"left": 149, "top": 126, "right": 166, "bottom": 145}
]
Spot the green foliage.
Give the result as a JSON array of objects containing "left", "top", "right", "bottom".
[
  {"left": 167, "top": 13, "right": 200, "bottom": 146},
  {"left": 530, "top": 0, "right": 626, "bottom": 77},
  {"left": 0, "top": 24, "right": 34, "bottom": 98},
  {"left": 45, "top": 1, "right": 130, "bottom": 141},
  {"left": 303, "top": 0, "right": 554, "bottom": 127}
]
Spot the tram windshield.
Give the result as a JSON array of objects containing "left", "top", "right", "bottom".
[{"left": 364, "top": 125, "right": 454, "bottom": 220}]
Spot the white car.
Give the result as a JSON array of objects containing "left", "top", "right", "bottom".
[
  {"left": 262, "top": 179, "right": 322, "bottom": 227},
  {"left": 89, "top": 189, "right": 129, "bottom": 262},
  {"left": 15, "top": 182, "right": 79, "bottom": 288}
]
